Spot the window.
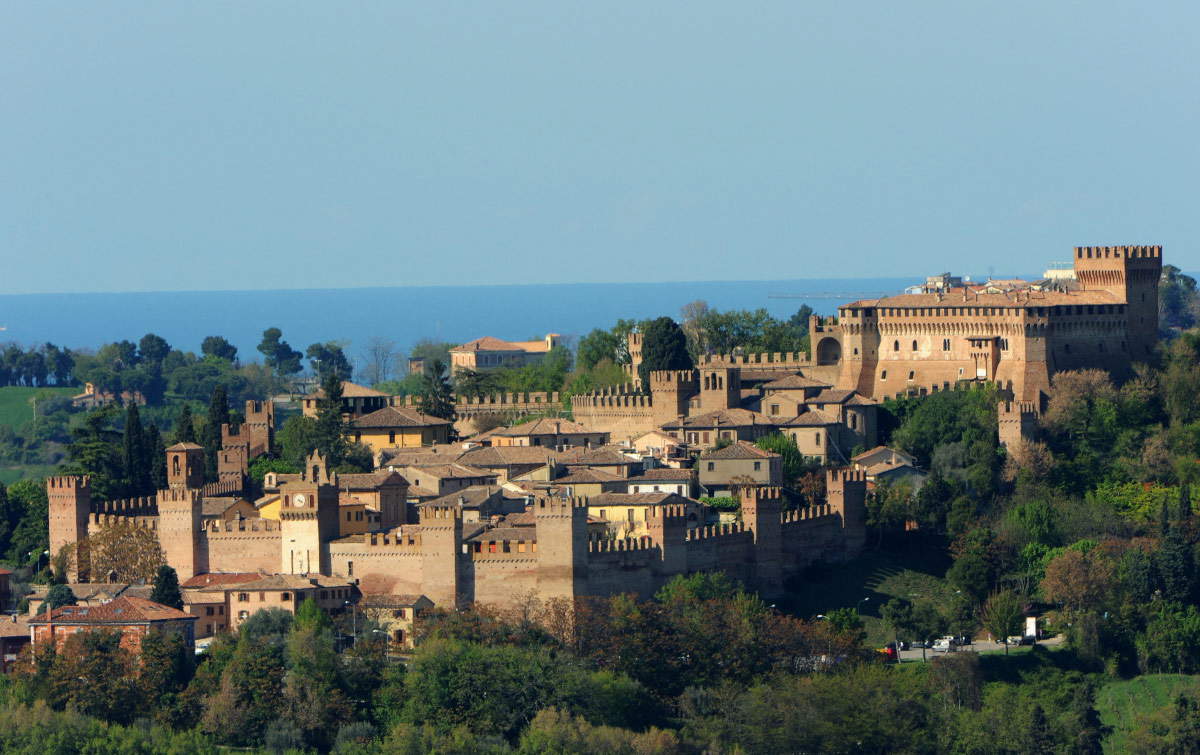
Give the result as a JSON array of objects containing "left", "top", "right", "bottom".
[
  {"left": 907, "top": 371, "right": 915, "bottom": 381},
  {"left": 238, "top": 610, "right": 249, "bottom": 620},
  {"left": 942, "top": 338, "right": 950, "bottom": 351},
  {"left": 770, "top": 404, "right": 780, "bottom": 415},
  {"left": 237, "top": 593, "right": 249, "bottom": 602},
  {"left": 219, "top": 606, "right": 224, "bottom": 615},
  {"left": 346, "top": 511, "right": 352, "bottom": 521},
  {"left": 707, "top": 462, "right": 715, "bottom": 471},
  {"left": 881, "top": 370, "right": 888, "bottom": 380},
  {"left": 850, "top": 414, "right": 858, "bottom": 430},
  {"left": 815, "top": 433, "right": 822, "bottom": 446},
  {"left": 348, "top": 561, "right": 353, "bottom": 576},
  {"left": 912, "top": 340, "right": 918, "bottom": 351},
  {"left": 259, "top": 592, "right": 265, "bottom": 601},
  {"left": 628, "top": 509, "right": 635, "bottom": 523},
  {"left": 388, "top": 431, "right": 396, "bottom": 444},
  {"left": 893, "top": 340, "right": 900, "bottom": 351},
  {"left": 753, "top": 461, "right": 761, "bottom": 471},
  {"left": 206, "top": 606, "right": 214, "bottom": 616},
  {"left": 599, "top": 509, "right": 606, "bottom": 519},
  {"left": 205, "top": 623, "right": 212, "bottom": 635}
]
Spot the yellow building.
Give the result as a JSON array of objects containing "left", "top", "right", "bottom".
[
  {"left": 301, "top": 381, "right": 391, "bottom": 420},
  {"left": 587, "top": 492, "right": 701, "bottom": 537},
  {"left": 348, "top": 406, "right": 453, "bottom": 453}
]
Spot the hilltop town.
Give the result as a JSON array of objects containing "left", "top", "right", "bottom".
[{"left": 6, "top": 244, "right": 1200, "bottom": 751}]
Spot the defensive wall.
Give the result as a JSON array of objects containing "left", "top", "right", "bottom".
[{"left": 394, "top": 391, "right": 563, "bottom": 436}]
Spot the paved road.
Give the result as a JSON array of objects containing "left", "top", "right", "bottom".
[{"left": 895, "top": 634, "right": 1063, "bottom": 662}]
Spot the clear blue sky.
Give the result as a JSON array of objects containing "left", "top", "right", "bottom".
[{"left": 3, "top": 2, "right": 1197, "bottom": 294}]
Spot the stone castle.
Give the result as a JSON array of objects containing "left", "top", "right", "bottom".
[{"left": 47, "top": 445, "right": 867, "bottom": 605}]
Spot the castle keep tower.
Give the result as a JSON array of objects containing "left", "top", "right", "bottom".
[
  {"left": 47, "top": 475, "right": 91, "bottom": 580},
  {"left": 421, "top": 504, "right": 463, "bottom": 608},
  {"left": 649, "top": 370, "right": 698, "bottom": 427},
  {"left": 740, "top": 486, "right": 783, "bottom": 594},
  {"left": 1073, "top": 245, "right": 1162, "bottom": 358},
  {"left": 158, "top": 487, "right": 205, "bottom": 580},
  {"left": 534, "top": 497, "right": 588, "bottom": 602},
  {"left": 699, "top": 367, "right": 740, "bottom": 413},
  {"left": 166, "top": 442, "right": 205, "bottom": 489}
]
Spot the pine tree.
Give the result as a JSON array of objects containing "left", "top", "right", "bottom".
[
  {"left": 150, "top": 564, "right": 183, "bottom": 609},
  {"left": 204, "top": 386, "right": 230, "bottom": 481},
  {"left": 175, "top": 404, "right": 197, "bottom": 444},
  {"left": 417, "top": 360, "right": 456, "bottom": 423},
  {"left": 313, "top": 373, "right": 350, "bottom": 467},
  {"left": 144, "top": 423, "right": 167, "bottom": 490}
]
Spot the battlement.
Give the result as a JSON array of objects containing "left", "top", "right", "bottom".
[
  {"left": 470, "top": 536, "right": 538, "bottom": 558},
  {"left": 204, "top": 518, "right": 280, "bottom": 533},
  {"left": 1074, "top": 245, "right": 1162, "bottom": 261},
  {"left": 158, "top": 487, "right": 201, "bottom": 505},
  {"left": 999, "top": 401, "right": 1038, "bottom": 418},
  {"left": 741, "top": 486, "right": 783, "bottom": 504},
  {"left": 570, "top": 393, "right": 654, "bottom": 410},
  {"left": 91, "top": 513, "right": 157, "bottom": 529},
  {"left": 646, "top": 503, "right": 689, "bottom": 521},
  {"left": 649, "top": 370, "right": 698, "bottom": 389},
  {"left": 47, "top": 475, "right": 91, "bottom": 492},
  {"left": 202, "top": 479, "right": 243, "bottom": 497},
  {"left": 396, "top": 391, "right": 560, "bottom": 409},
  {"left": 781, "top": 504, "right": 834, "bottom": 523},
  {"left": 534, "top": 496, "right": 588, "bottom": 517},
  {"left": 684, "top": 522, "right": 749, "bottom": 541},
  {"left": 696, "top": 352, "right": 812, "bottom": 367},
  {"left": 366, "top": 531, "right": 423, "bottom": 548},
  {"left": 92, "top": 495, "right": 158, "bottom": 516},
  {"left": 587, "top": 534, "right": 657, "bottom": 553},
  {"left": 827, "top": 468, "right": 868, "bottom": 485},
  {"left": 421, "top": 505, "right": 463, "bottom": 522}
]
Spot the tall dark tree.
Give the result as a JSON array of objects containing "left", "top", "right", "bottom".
[
  {"left": 144, "top": 423, "right": 167, "bottom": 490},
  {"left": 138, "top": 333, "right": 171, "bottom": 365},
  {"left": 204, "top": 386, "right": 230, "bottom": 481},
  {"left": 313, "top": 373, "right": 349, "bottom": 467},
  {"left": 122, "top": 403, "right": 151, "bottom": 496},
  {"left": 306, "top": 342, "right": 353, "bottom": 381},
  {"left": 175, "top": 404, "right": 197, "bottom": 445},
  {"left": 417, "top": 359, "right": 456, "bottom": 422},
  {"left": 43, "top": 343, "right": 75, "bottom": 385},
  {"left": 201, "top": 336, "right": 239, "bottom": 363},
  {"left": 258, "top": 327, "right": 303, "bottom": 376},
  {"left": 637, "top": 317, "right": 693, "bottom": 389},
  {"left": 63, "top": 406, "right": 124, "bottom": 502},
  {"left": 150, "top": 565, "right": 184, "bottom": 609}
]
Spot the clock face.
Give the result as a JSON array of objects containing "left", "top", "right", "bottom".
[{"left": 294, "top": 494, "right": 307, "bottom": 507}]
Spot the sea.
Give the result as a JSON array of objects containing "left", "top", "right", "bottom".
[{"left": 0, "top": 277, "right": 918, "bottom": 367}]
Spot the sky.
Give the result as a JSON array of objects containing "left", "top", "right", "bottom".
[{"left": 2, "top": 2, "right": 1197, "bottom": 294}]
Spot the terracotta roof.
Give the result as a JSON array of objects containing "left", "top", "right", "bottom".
[
  {"left": 165, "top": 442, "right": 203, "bottom": 451},
  {"left": 555, "top": 468, "right": 625, "bottom": 484},
  {"left": 851, "top": 446, "right": 915, "bottom": 463},
  {"left": 453, "top": 336, "right": 528, "bottom": 352},
  {"left": 181, "top": 572, "right": 263, "bottom": 588},
  {"left": 306, "top": 381, "right": 391, "bottom": 399},
  {"left": 421, "top": 485, "right": 504, "bottom": 509},
  {"left": 30, "top": 596, "right": 196, "bottom": 625},
  {"left": 360, "top": 594, "right": 432, "bottom": 608},
  {"left": 212, "top": 574, "right": 351, "bottom": 592},
  {"left": 700, "top": 441, "right": 780, "bottom": 460},
  {"left": 588, "top": 492, "right": 693, "bottom": 507},
  {"left": 458, "top": 446, "right": 557, "bottom": 467},
  {"left": 351, "top": 406, "right": 452, "bottom": 429},
  {"left": 502, "top": 511, "right": 536, "bottom": 527},
  {"left": 0, "top": 615, "right": 30, "bottom": 639},
  {"left": 402, "top": 463, "right": 496, "bottom": 481},
  {"left": 494, "top": 418, "right": 595, "bottom": 437},
  {"left": 778, "top": 410, "right": 839, "bottom": 427},
  {"left": 559, "top": 446, "right": 635, "bottom": 466},
  {"left": 337, "top": 470, "right": 410, "bottom": 489},
  {"left": 762, "top": 374, "right": 832, "bottom": 390},
  {"left": 661, "top": 409, "right": 782, "bottom": 430},
  {"left": 628, "top": 468, "right": 695, "bottom": 481},
  {"left": 465, "top": 526, "right": 536, "bottom": 543}
]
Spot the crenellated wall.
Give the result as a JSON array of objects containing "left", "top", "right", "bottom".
[
  {"left": 204, "top": 519, "right": 281, "bottom": 574},
  {"left": 394, "top": 391, "right": 563, "bottom": 435}
]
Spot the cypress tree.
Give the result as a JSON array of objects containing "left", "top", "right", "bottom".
[
  {"left": 1180, "top": 484, "right": 1192, "bottom": 522},
  {"left": 122, "top": 403, "right": 148, "bottom": 496},
  {"left": 175, "top": 404, "right": 197, "bottom": 445},
  {"left": 204, "top": 386, "right": 230, "bottom": 481},
  {"left": 313, "top": 373, "right": 349, "bottom": 467},
  {"left": 144, "top": 423, "right": 167, "bottom": 490},
  {"left": 637, "top": 317, "right": 693, "bottom": 389},
  {"left": 150, "top": 565, "right": 183, "bottom": 609},
  {"left": 417, "top": 360, "right": 456, "bottom": 423}
]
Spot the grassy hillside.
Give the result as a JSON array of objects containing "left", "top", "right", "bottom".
[
  {"left": 1096, "top": 674, "right": 1200, "bottom": 753},
  {"left": 0, "top": 386, "right": 76, "bottom": 428}
]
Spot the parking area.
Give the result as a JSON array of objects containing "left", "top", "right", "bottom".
[{"left": 895, "top": 634, "right": 1063, "bottom": 662}]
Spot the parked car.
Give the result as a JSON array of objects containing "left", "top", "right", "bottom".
[
  {"left": 955, "top": 635, "right": 972, "bottom": 646},
  {"left": 932, "top": 638, "right": 957, "bottom": 652}
]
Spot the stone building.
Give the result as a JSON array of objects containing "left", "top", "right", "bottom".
[
  {"left": 450, "top": 334, "right": 561, "bottom": 372},
  {"left": 28, "top": 596, "right": 197, "bottom": 653}
]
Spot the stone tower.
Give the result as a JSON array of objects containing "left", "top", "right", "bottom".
[
  {"left": 699, "top": 367, "right": 740, "bottom": 413},
  {"left": 645, "top": 501, "right": 688, "bottom": 576},
  {"left": 998, "top": 401, "right": 1038, "bottom": 450},
  {"left": 827, "top": 468, "right": 868, "bottom": 556},
  {"left": 166, "top": 443, "right": 205, "bottom": 489},
  {"left": 534, "top": 496, "right": 588, "bottom": 602},
  {"left": 740, "top": 486, "right": 783, "bottom": 594},
  {"left": 47, "top": 475, "right": 91, "bottom": 580},
  {"left": 242, "top": 399, "right": 275, "bottom": 457},
  {"left": 649, "top": 370, "right": 698, "bottom": 427},
  {"left": 279, "top": 452, "right": 339, "bottom": 575},
  {"left": 420, "top": 504, "right": 463, "bottom": 608},
  {"left": 1072, "top": 245, "right": 1162, "bottom": 360},
  {"left": 836, "top": 307, "right": 881, "bottom": 397},
  {"left": 158, "top": 486, "right": 205, "bottom": 580}
]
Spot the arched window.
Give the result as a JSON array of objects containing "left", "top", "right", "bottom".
[
  {"left": 912, "top": 340, "right": 918, "bottom": 351},
  {"left": 893, "top": 340, "right": 900, "bottom": 352}
]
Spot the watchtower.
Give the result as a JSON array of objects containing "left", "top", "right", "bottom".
[
  {"left": 158, "top": 487, "right": 205, "bottom": 580},
  {"left": 47, "top": 475, "right": 91, "bottom": 580},
  {"left": 534, "top": 496, "right": 588, "bottom": 602},
  {"left": 699, "top": 366, "right": 741, "bottom": 413},
  {"left": 649, "top": 370, "right": 698, "bottom": 427},
  {"left": 740, "top": 486, "right": 783, "bottom": 593},
  {"left": 166, "top": 443, "right": 205, "bottom": 489},
  {"left": 998, "top": 401, "right": 1038, "bottom": 450},
  {"left": 420, "top": 504, "right": 463, "bottom": 608},
  {"left": 645, "top": 501, "right": 689, "bottom": 577},
  {"left": 1073, "top": 245, "right": 1162, "bottom": 358},
  {"left": 827, "top": 468, "right": 868, "bottom": 555}
]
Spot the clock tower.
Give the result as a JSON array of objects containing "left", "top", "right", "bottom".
[{"left": 279, "top": 451, "right": 339, "bottom": 575}]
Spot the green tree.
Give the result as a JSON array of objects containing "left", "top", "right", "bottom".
[
  {"left": 313, "top": 373, "right": 350, "bottom": 467},
  {"left": 174, "top": 403, "right": 197, "bottom": 445},
  {"left": 307, "top": 342, "right": 353, "bottom": 380},
  {"left": 144, "top": 423, "right": 167, "bottom": 490},
  {"left": 279, "top": 415, "right": 321, "bottom": 469},
  {"left": 981, "top": 589, "right": 1024, "bottom": 653},
  {"left": 150, "top": 565, "right": 184, "bottom": 609},
  {"left": 137, "top": 333, "right": 171, "bottom": 365},
  {"left": 637, "top": 317, "right": 692, "bottom": 389},
  {"left": 41, "top": 583, "right": 76, "bottom": 613},
  {"left": 203, "top": 386, "right": 229, "bottom": 481},
  {"left": 418, "top": 359, "right": 456, "bottom": 422},
  {"left": 121, "top": 402, "right": 151, "bottom": 496},
  {"left": 576, "top": 329, "right": 621, "bottom": 371},
  {"left": 258, "top": 327, "right": 303, "bottom": 376},
  {"left": 281, "top": 598, "right": 351, "bottom": 750},
  {"left": 62, "top": 406, "right": 124, "bottom": 501},
  {"left": 200, "top": 336, "right": 238, "bottom": 362}
]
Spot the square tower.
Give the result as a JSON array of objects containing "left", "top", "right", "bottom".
[{"left": 166, "top": 443, "right": 205, "bottom": 489}]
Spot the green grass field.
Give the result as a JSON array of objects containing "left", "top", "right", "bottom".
[
  {"left": 1096, "top": 674, "right": 1200, "bottom": 753},
  {"left": 0, "top": 386, "right": 76, "bottom": 428},
  {"left": 781, "top": 541, "right": 955, "bottom": 646}
]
